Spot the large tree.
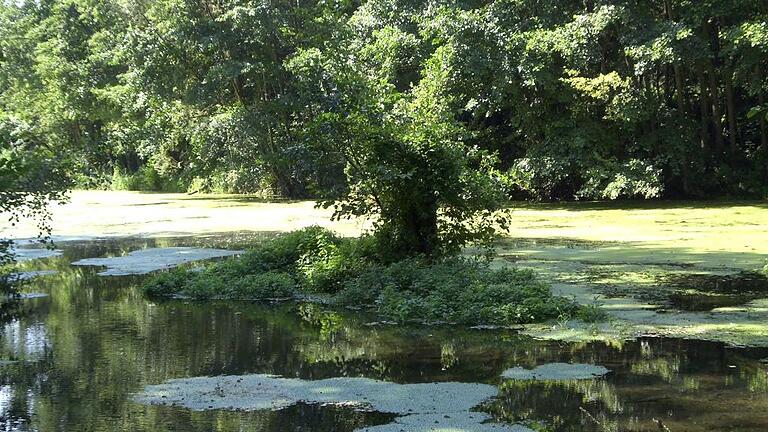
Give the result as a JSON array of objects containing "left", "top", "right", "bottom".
[{"left": 289, "top": 12, "right": 508, "bottom": 258}]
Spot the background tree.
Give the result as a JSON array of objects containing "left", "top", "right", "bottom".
[{"left": 2, "top": 0, "right": 768, "bottom": 214}]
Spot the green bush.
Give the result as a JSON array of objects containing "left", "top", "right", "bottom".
[
  {"left": 337, "top": 258, "right": 576, "bottom": 325},
  {"left": 143, "top": 268, "right": 191, "bottom": 297},
  {"left": 239, "top": 226, "right": 341, "bottom": 273},
  {"left": 142, "top": 228, "right": 583, "bottom": 326},
  {"left": 297, "top": 234, "right": 377, "bottom": 293},
  {"left": 110, "top": 165, "right": 183, "bottom": 192},
  {"left": 576, "top": 303, "right": 609, "bottom": 323},
  {"left": 143, "top": 227, "right": 342, "bottom": 300},
  {"left": 144, "top": 267, "right": 295, "bottom": 301},
  {"left": 228, "top": 272, "right": 295, "bottom": 299}
]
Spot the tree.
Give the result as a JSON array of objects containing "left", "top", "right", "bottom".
[{"left": 289, "top": 22, "right": 508, "bottom": 258}]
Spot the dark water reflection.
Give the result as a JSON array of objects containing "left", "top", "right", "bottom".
[{"left": 1, "top": 236, "right": 767, "bottom": 431}]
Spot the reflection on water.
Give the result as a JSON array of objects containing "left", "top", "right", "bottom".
[{"left": 0, "top": 236, "right": 767, "bottom": 431}]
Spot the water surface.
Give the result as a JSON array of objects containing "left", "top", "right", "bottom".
[{"left": 2, "top": 236, "right": 767, "bottom": 431}]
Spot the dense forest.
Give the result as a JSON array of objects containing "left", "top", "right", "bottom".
[{"left": 1, "top": 0, "right": 768, "bottom": 201}]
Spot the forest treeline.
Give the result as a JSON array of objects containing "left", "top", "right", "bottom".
[{"left": 2, "top": 0, "right": 768, "bottom": 200}]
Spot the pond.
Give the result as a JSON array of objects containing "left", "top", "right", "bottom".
[{"left": 2, "top": 236, "right": 767, "bottom": 431}]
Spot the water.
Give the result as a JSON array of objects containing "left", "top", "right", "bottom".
[{"left": 2, "top": 236, "right": 767, "bottom": 431}]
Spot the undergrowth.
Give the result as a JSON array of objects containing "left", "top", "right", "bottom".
[{"left": 143, "top": 227, "right": 597, "bottom": 326}]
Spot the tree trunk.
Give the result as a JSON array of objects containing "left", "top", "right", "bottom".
[
  {"left": 757, "top": 65, "right": 768, "bottom": 159},
  {"left": 383, "top": 195, "right": 440, "bottom": 259},
  {"left": 706, "top": 62, "right": 725, "bottom": 154},
  {"left": 759, "top": 85, "right": 768, "bottom": 158},
  {"left": 673, "top": 63, "right": 686, "bottom": 113},
  {"left": 723, "top": 67, "right": 738, "bottom": 154},
  {"left": 405, "top": 196, "right": 439, "bottom": 257},
  {"left": 695, "top": 63, "right": 710, "bottom": 151}
]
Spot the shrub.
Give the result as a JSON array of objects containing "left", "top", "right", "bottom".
[
  {"left": 228, "top": 272, "right": 295, "bottom": 299},
  {"left": 110, "top": 165, "right": 182, "bottom": 192},
  {"left": 144, "top": 268, "right": 191, "bottom": 297},
  {"left": 239, "top": 226, "right": 341, "bottom": 273},
  {"left": 336, "top": 257, "right": 576, "bottom": 325},
  {"left": 142, "top": 228, "right": 580, "bottom": 326},
  {"left": 182, "top": 274, "right": 223, "bottom": 300},
  {"left": 576, "top": 303, "right": 609, "bottom": 323}
]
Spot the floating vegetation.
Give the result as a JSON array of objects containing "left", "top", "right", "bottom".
[
  {"left": 72, "top": 247, "right": 243, "bottom": 275},
  {"left": 501, "top": 363, "right": 610, "bottom": 381},
  {"left": 135, "top": 374, "right": 531, "bottom": 432}
]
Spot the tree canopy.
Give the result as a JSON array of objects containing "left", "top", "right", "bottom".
[{"left": 2, "top": 0, "right": 768, "bottom": 255}]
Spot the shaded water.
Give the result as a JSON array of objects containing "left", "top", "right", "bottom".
[
  {"left": 2, "top": 236, "right": 767, "bottom": 431},
  {"left": 663, "top": 273, "right": 768, "bottom": 312}
]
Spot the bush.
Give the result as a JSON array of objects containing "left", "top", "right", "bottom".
[
  {"left": 239, "top": 226, "right": 342, "bottom": 273},
  {"left": 142, "top": 227, "right": 583, "bottom": 326},
  {"left": 576, "top": 303, "right": 609, "bottom": 323},
  {"left": 228, "top": 272, "right": 295, "bottom": 299},
  {"left": 143, "top": 227, "right": 347, "bottom": 300},
  {"left": 110, "top": 165, "right": 183, "bottom": 192},
  {"left": 298, "top": 234, "right": 378, "bottom": 293},
  {"left": 144, "top": 268, "right": 191, "bottom": 297},
  {"left": 337, "top": 258, "right": 577, "bottom": 325}
]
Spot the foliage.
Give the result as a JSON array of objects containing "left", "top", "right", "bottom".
[
  {"left": 144, "top": 228, "right": 582, "bottom": 326},
  {"left": 145, "top": 265, "right": 296, "bottom": 301},
  {"left": 143, "top": 227, "right": 350, "bottom": 299},
  {"left": 575, "top": 302, "right": 609, "bottom": 323},
  {"left": 3, "top": 0, "right": 768, "bottom": 261},
  {"left": 289, "top": 33, "right": 510, "bottom": 257},
  {"left": 338, "top": 257, "right": 576, "bottom": 325},
  {"left": 2, "top": 0, "right": 768, "bottom": 203},
  {"left": 0, "top": 112, "right": 69, "bottom": 265}
]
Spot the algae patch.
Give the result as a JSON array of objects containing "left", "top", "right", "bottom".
[
  {"left": 501, "top": 363, "right": 610, "bottom": 381},
  {"left": 134, "top": 374, "right": 531, "bottom": 432},
  {"left": 72, "top": 247, "right": 243, "bottom": 275},
  {"left": 356, "top": 412, "right": 534, "bottom": 431}
]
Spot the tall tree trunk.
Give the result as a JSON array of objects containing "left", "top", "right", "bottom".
[
  {"left": 704, "top": 18, "right": 725, "bottom": 155},
  {"left": 706, "top": 63, "right": 725, "bottom": 154},
  {"left": 758, "top": 65, "right": 768, "bottom": 159},
  {"left": 671, "top": 63, "right": 693, "bottom": 195},
  {"left": 673, "top": 63, "right": 686, "bottom": 113},
  {"left": 695, "top": 63, "right": 710, "bottom": 151},
  {"left": 723, "top": 67, "right": 738, "bottom": 154}
]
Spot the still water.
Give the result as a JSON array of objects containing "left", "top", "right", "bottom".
[{"left": 2, "top": 236, "right": 767, "bottom": 431}]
